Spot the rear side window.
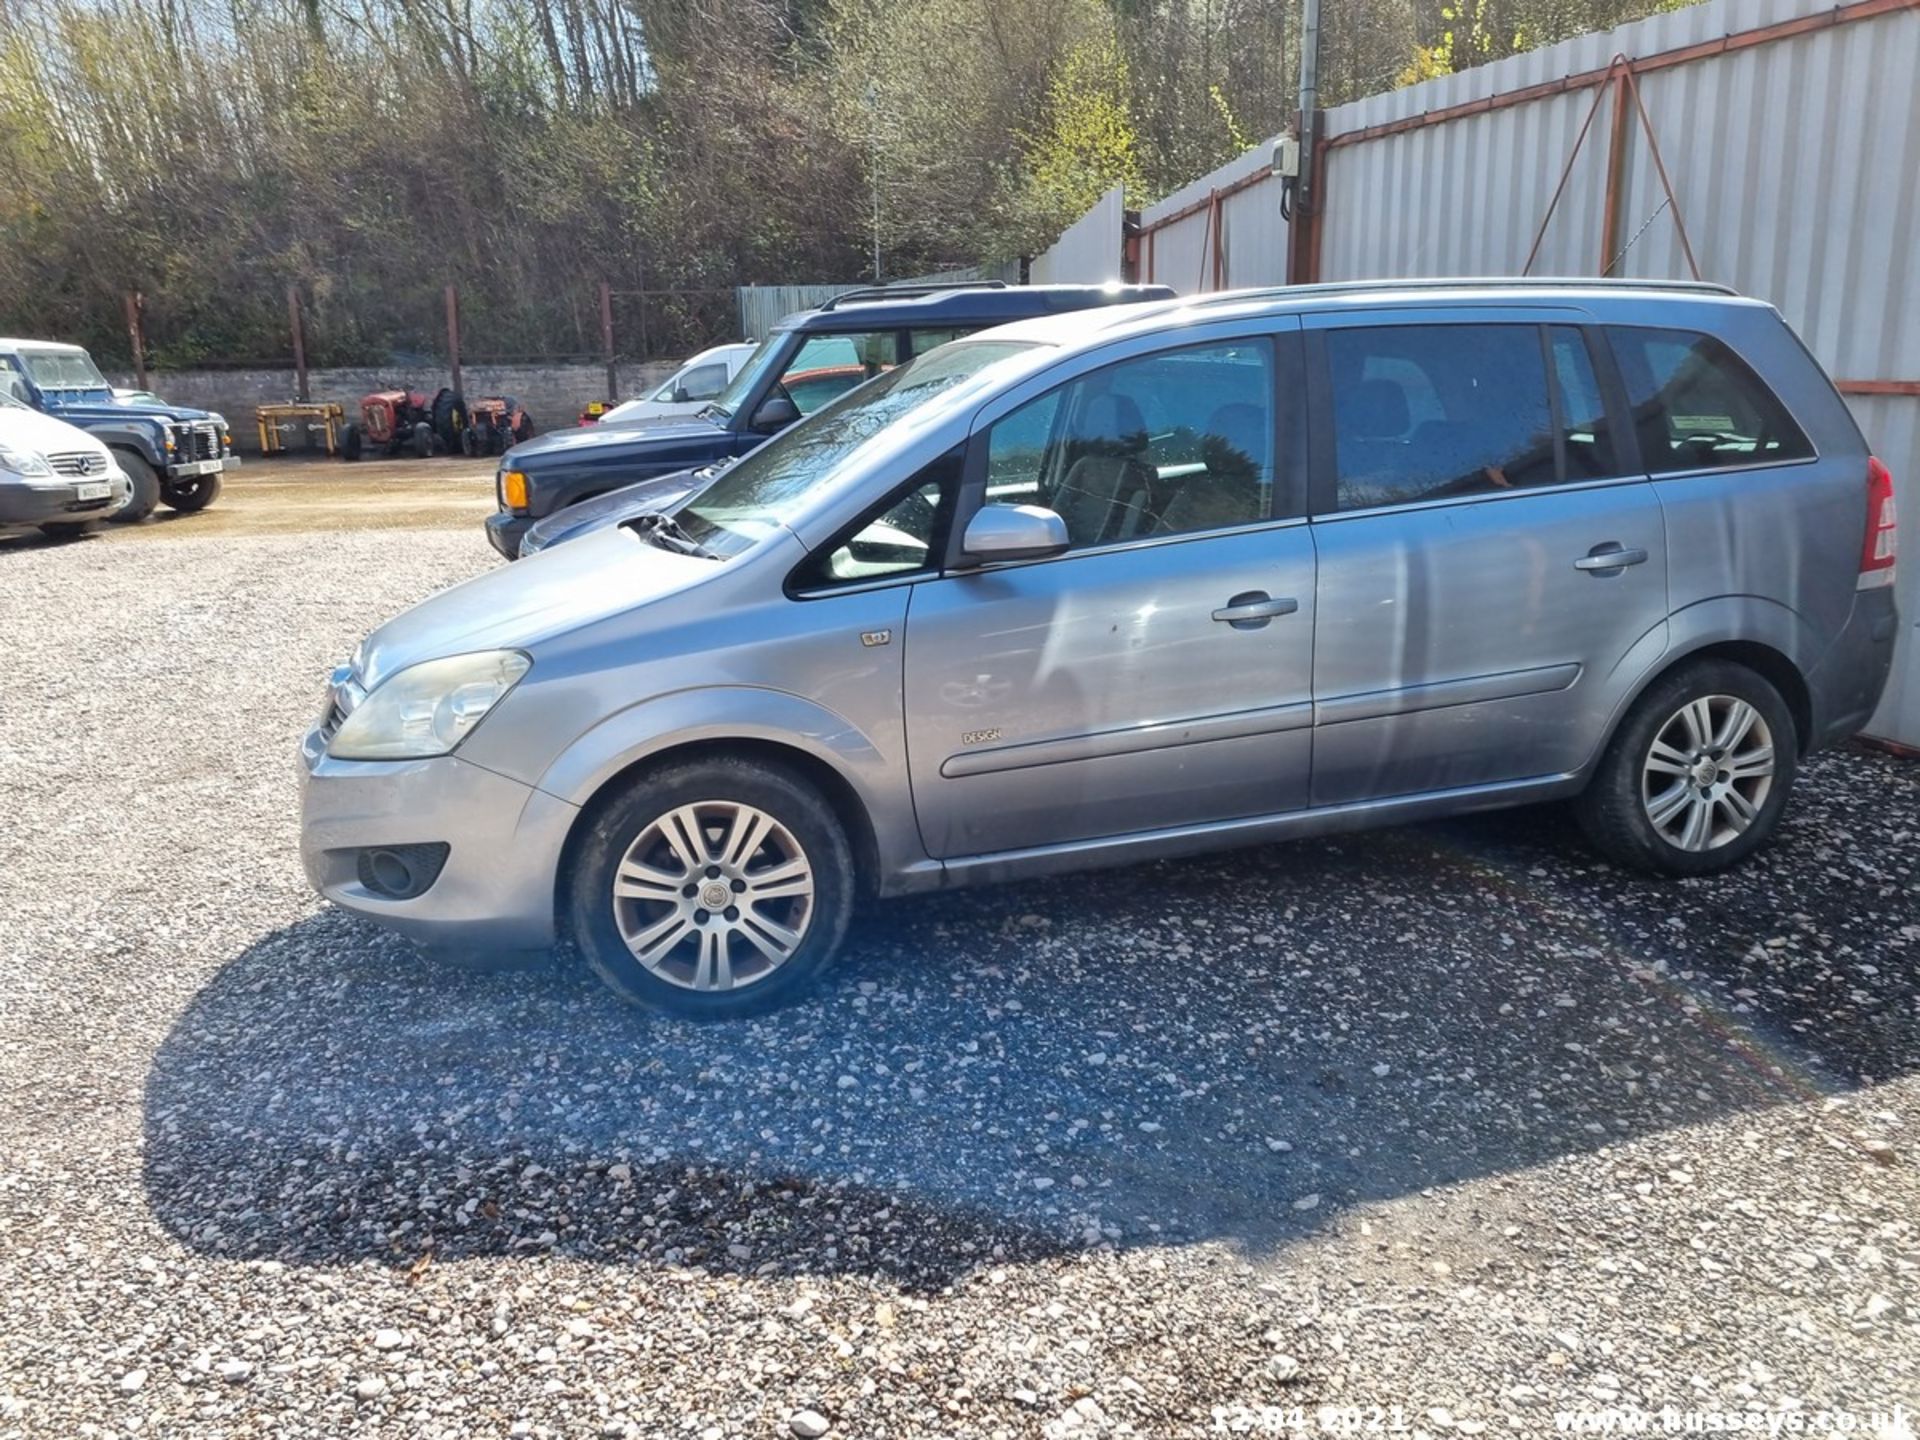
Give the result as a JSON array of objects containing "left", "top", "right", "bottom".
[
  {"left": 907, "top": 327, "right": 980, "bottom": 358},
  {"left": 1608, "top": 327, "right": 1813, "bottom": 473},
  {"left": 1326, "top": 325, "right": 1558, "bottom": 510},
  {"left": 1549, "top": 327, "right": 1619, "bottom": 481}
]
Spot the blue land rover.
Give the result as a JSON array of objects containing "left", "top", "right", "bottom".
[
  {"left": 486, "top": 282, "right": 1175, "bottom": 558},
  {"left": 0, "top": 339, "right": 234, "bottom": 522}
]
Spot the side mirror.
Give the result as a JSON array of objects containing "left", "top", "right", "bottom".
[
  {"left": 670, "top": 386, "right": 690, "bottom": 404},
  {"left": 750, "top": 394, "right": 800, "bottom": 431},
  {"left": 960, "top": 505, "right": 1069, "bottom": 564}
]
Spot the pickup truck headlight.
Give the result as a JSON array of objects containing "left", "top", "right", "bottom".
[
  {"left": 0, "top": 442, "right": 53, "bottom": 479},
  {"left": 329, "top": 650, "right": 531, "bottom": 760}
]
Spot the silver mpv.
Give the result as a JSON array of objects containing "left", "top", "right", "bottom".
[{"left": 301, "top": 280, "right": 1900, "bottom": 1016}]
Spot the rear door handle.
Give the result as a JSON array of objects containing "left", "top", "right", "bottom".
[
  {"left": 1212, "top": 592, "right": 1299, "bottom": 629},
  {"left": 1574, "top": 544, "right": 1649, "bottom": 573}
]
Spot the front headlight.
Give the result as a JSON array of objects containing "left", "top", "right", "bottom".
[
  {"left": 0, "top": 442, "right": 53, "bottom": 479},
  {"left": 328, "top": 650, "right": 531, "bottom": 760}
]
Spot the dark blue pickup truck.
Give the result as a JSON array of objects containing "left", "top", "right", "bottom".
[
  {"left": 486, "top": 282, "right": 1175, "bottom": 558},
  {"left": 0, "top": 338, "right": 234, "bottom": 522}
]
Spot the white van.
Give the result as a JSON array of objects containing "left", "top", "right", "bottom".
[{"left": 599, "top": 343, "right": 758, "bottom": 427}]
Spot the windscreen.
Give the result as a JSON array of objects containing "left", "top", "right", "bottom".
[
  {"left": 676, "top": 340, "right": 1037, "bottom": 557},
  {"left": 22, "top": 349, "right": 109, "bottom": 390}
]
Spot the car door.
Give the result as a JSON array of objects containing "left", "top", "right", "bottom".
[
  {"left": 1305, "top": 312, "right": 1670, "bottom": 807},
  {"left": 902, "top": 328, "right": 1317, "bottom": 859}
]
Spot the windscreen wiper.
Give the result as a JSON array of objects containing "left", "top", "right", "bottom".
[{"left": 630, "top": 511, "right": 722, "bottom": 560}]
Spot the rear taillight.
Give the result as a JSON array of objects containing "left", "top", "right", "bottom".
[{"left": 1860, "top": 455, "right": 1897, "bottom": 589}]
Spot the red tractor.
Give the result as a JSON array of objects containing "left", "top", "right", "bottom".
[
  {"left": 461, "top": 395, "right": 535, "bottom": 456},
  {"left": 339, "top": 387, "right": 466, "bottom": 461}
]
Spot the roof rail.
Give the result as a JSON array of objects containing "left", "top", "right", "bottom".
[
  {"left": 818, "top": 279, "right": 1010, "bottom": 311},
  {"left": 1178, "top": 275, "right": 1739, "bottom": 308}
]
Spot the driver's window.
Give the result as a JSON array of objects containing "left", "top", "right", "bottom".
[
  {"left": 791, "top": 447, "right": 961, "bottom": 590},
  {"left": 678, "top": 363, "right": 728, "bottom": 401},
  {"left": 980, "top": 338, "right": 1276, "bottom": 550},
  {"left": 780, "top": 333, "right": 899, "bottom": 416}
]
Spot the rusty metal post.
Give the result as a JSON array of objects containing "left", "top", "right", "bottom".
[
  {"left": 123, "top": 291, "right": 148, "bottom": 392},
  {"left": 599, "top": 280, "right": 617, "bottom": 400},
  {"left": 636, "top": 253, "right": 650, "bottom": 360},
  {"left": 444, "top": 283, "right": 462, "bottom": 395},
  {"left": 287, "top": 285, "right": 309, "bottom": 402},
  {"left": 1621, "top": 65, "right": 1702, "bottom": 280},
  {"left": 1210, "top": 190, "right": 1226, "bottom": 290},
  {"left": 1285, "top": 112, "right": 1327, "bottom": 285},
  {"left": 1598, "top": 68, "right": 1633, "bottom": 273}
]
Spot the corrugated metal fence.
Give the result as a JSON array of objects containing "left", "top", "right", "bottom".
[
  {"left": 1047, "top": 0, "right": 1920, "bottom": 745},
  {"left": 1030, "top": 187, "right": 1127, "bottom": 284},
  {"left": 736, "top": 285, "right": 859, "bottom": 342}
]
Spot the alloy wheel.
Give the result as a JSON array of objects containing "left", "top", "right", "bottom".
[
  {"left": 1640, "top": 695, "right": 1775, "bottom": 853},
  {"left": 610, "top": 801, "right": 815, "bottom": 992}
]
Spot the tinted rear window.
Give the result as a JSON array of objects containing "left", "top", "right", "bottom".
[
  {"left": 1608, "top": 327, "right": 1812, "bottom": 473},
  {"left": 1326, "top": 325, "right": 1558, "bottom": 510}
]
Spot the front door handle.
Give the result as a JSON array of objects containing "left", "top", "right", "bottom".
[
  {"left": 1573, "top": 543, "right": 1649, "bottom": 574},
  {"left": 1212, "top": 591, "right": 1299, "bottom": 629}
]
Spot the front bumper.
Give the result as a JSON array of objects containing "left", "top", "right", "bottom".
[
  {"left": 298, "top": 724, "right": 579, "bottom": 950},
  {"left": 0, "top": 470, "right": 133, "bottom": 527},
  {"left": 484, "top": 511, "right": 532, "bottom": 559},
  {"left": 164, "top": 456, "right": 235, "bottom": 480}
]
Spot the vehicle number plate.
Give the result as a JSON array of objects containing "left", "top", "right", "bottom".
[{"left": 75, "top": 481, "right": 110, "bottom": 501}]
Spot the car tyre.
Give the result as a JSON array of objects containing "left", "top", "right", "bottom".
[
  {"left": 110, "top": 450, "right": 162, "bottom": 523},
  {"left": 162, "top": 473, "right": 222, "bottom": 512},
  {"left": 568, "top": 756, "right": 855, "bottom": 1018},
  {"left": 1575, "top": 659, "right": 1797, "bottom": 877}
]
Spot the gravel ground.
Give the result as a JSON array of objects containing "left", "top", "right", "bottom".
[{"left": 0, "top": 513, "right": 1916, "bottom": 1439}]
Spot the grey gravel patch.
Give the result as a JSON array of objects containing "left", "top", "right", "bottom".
[{"left": 1, "top": 525, "right": 1918, "bottom": 1437}]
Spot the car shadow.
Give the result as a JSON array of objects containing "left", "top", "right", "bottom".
[{"left": 142, "top": 750, "right": 1920, "bottom": 1290}]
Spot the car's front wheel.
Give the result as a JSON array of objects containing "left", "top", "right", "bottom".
[
  {"left": 110, "top": 450, "right": 161, "bottom": 523},
  {"left": 163, "top": 474, "right": 221, "bottom": 512},
  {"left": 1576, "top": 659, "right": 1797, "bottom": 876},
  {"left": 567, "top": 757, "right": 855, "bottom": 1017}
]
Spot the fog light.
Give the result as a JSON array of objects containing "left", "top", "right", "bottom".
[{"left": 356, "top": 842, "right": 450, "bottom": 899}]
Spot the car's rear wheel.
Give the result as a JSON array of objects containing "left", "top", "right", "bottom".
[
  {"left": 1575, "top": 659, "right": 1797, "bottom": 876},
  {"left": 163, "top": 473, "right": 221, "bottom": 512},
  {"left": 568, "top": 757, "right": 855, "bottom": 1017},
  {"left": 110, "top": 450, "right": 161, "bottom": 523}
]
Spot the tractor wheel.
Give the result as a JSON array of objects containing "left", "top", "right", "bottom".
[
  {"left": 340, "top": 423, "right": 363, "bottom": 461},
  {"left": 514, "top": 414, "right": 535, "bottom": 444},
  {"left": 410, "top": 422, "right": 434, "bottom": 459},
  {"left": 460, "top": 426, "right": 480, "bottom": 457},
  {"left": 431, "top": 390, "right": 466, "bottom": 451}
]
